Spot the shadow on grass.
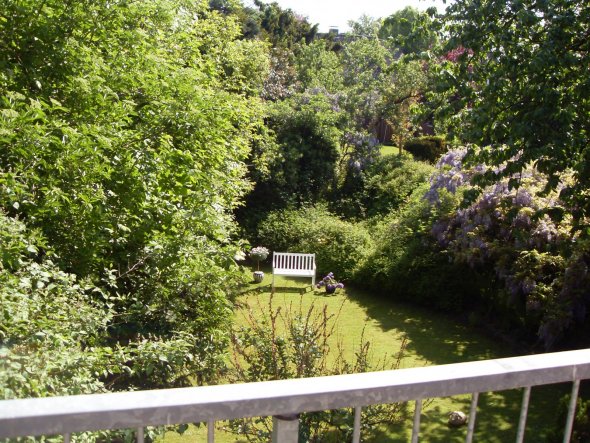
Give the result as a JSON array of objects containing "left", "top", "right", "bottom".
[
  {"left": 233, "top": 272, "right": 568, "bottom": 442},
  {"left": 343, "top": 285, "right": 508, "bottom": 365},
  {"left": 342, "top": 286, "right": 569, "bottom": 442}
]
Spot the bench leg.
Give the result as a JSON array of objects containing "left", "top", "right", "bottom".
[{"left": 272, "top": 273, "right": 275, "bottom": 292}]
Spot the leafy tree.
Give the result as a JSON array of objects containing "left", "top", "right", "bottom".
[
  {"left": 348, "top": 14, "right": 382, "bottom": 40},
  {"left": 379, "top": 6, "right": 438, "bottom": 55},
  {"left": 295, "top": 40, "right": 343, "bottom": 93},
  {"left": 438, "top": 0, "right": 590, "bottom": 226},
  {"left": 263, "top": 47, "right": 299, "bottom": 100},
  {"left": 0, "top": 0, "right": 268, "bottom": 396},
  {"left": 379, "top": 59, "right": 430, "bottom": 153},
  {"left": 340, "top": 35, "right": 388, "bottom": 130},
  {"left": 242, "top": 89, "right": 345, "bottom": 222},
  {"left": 251, "top": 0, "right": 318, "bottom": 48}
]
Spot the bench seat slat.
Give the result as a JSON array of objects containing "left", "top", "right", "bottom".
[{"left": 274, "top": 269, "right": 315, "bottom": 277}]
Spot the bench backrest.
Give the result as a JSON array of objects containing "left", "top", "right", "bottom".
[{"left": 273, "top": 252, "right": 316, "bottom": 271}]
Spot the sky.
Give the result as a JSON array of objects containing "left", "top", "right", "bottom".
[{"left": 248, "top": 0, "right": 451, "bottom": 33}]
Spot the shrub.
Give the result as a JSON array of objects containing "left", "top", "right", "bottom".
[
  {"left": 227, "top": 295, "right": 409, "bottom": 442},
  {"left": 330, "top": 152, "right": 434, "bottom": 220},
  {"left": 356, "top": 184, "right": 485, "bottom": 312},
  {"left": 361, "top": 153, "right": 435, "bottom": 218},
  {"left": 404, "top": 136, "right": 447, "bottom": 163},
  {"left": 0, "top": 212, "right": 109, "bottom": 400},
  {"left": 257, "top": 206, "right": 373, "bottom": 279},
  {"left": 426, "top": 147, "right": 590, "bottom": 349},
  {"left": 547, "top": 395, "right": 590, "bottom": 443}
]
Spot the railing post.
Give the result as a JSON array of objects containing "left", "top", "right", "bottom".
[
  {"left": 352, "top": 407, "right": 362, "bottom": 443},
  {"left": 516, "top": 386, "right": 531, "bottom": 443},
  {"left": 465, "top": 392, "right": 479, "bottom": 443},
  {"left": 208, "top": 421, "right": 215, "bottom": 443},
  {"left": 272, "top": 414, "right": 299, "bottom": 443},
  {"left": 563, "top": 379, "right": 581, "bottom": 443},
  {"left": 136, "top": 427, "right": 144, "bottom": 443},
  {"left": 411, "top": 398, "right": 423, "bottom": 443}
]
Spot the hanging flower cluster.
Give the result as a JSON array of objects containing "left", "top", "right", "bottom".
[{"left": 425, "top": 147, "right": 589, "bottom": 349}]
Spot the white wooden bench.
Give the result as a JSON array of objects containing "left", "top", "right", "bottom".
[{"left": 272, "top": 252, "right": 316, "bottom": 290}]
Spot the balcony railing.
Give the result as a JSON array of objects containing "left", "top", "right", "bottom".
[{"left": 1, "top": 349, "right": 589, "bottom": 442}]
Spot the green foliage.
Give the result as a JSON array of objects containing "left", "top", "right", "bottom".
[
  {"left": 341, "top": 37, "right": 388, "bottom": 130},
  {"left": 0, "top": 212, "right": 109, "bottom": 400},
  {"left": 348, "top": 15, "right": 383, "bottom": 40},
  {"left": 333, "top": 152, "right": 435, "bottom": 220},
  {"left": 438, "top": 0, "right": 590, "bottom": 224},
  {"left": 262, "top": 48, "right": 299, "bottom": 101},
  {"left": 249, "top": 0, "right": 318, "bottom": 48},
  {"left": 228, "top": 295, "right": 408, "bottom": 442},
  {"left": 257, "top": 206, "right": 373, "bottom": 279},
  {"left": 240, "top": 90, "right": 345, "bottom": 230},
  {"left": 379, "top": 59, "right": 431, "bottom": 151},
  {"left": 427, "top": 148, "right": 590, "bottom": 348},
  {"left": 379, "top": 7, "right": 438, "bottom": 55},
  {"left": 295, "top": 40, "right": 343, "bottom": 92},
  {"left": 362, "top": 153, "right": 436, "bottom": 217},
  {"left": 547, "top": 395, "right": 590, "bottom": 443},
  {"left": 0, "top": 0, "right": 267, "bottom": 400},
  {"left": 356, "top": 183, "right": 486, "bottom": 312},
  {"left": 270, "top": 92, "right": 343, "bottom": 203},
  {"left": 404, "top": 136, "right": 447, "bottom": 163}
]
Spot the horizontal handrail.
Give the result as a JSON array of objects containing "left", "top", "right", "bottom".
[{"left": 1, "top": 349, "right": 589, "bottom": 438}]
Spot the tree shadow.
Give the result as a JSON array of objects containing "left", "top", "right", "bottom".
[
  {"left": 343, "top": 286, "right": 570, "bottom": 441},
  {"left": 233, "top": 281, "right": 570, "bottom": 441},
  {"left": 344, "top": 286, "right": 508, "bottom": 366}
]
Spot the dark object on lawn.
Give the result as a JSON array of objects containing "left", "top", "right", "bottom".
[{"left": 448, "top": 410, "right": 467, "bottom": 427}]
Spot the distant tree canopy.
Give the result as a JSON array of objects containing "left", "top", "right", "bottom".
[
  {"left": 379, "top": 6, "right": 438, "bottom": 55},
  {"left": 245, "top": 0, "right": 318, "bottom": 47}
]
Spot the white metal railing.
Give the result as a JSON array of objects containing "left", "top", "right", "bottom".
[{"left": 1, "top": 349, "right": 589, "bottom": 442}]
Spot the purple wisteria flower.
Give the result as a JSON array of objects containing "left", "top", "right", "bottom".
[{"left": 424, "top": 144, "right": 573, "bottom": 327}]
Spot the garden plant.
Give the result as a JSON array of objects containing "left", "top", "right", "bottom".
[{"left": 2, "top": 0, "right": 590, "bottom": 441}]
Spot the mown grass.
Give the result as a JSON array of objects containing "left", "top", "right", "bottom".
[
  {"left": 160, "top": 268, "right": 567, "bottom": 442},
  {"left": 380, "top": 144, "right": 399, "bottom": 157}
]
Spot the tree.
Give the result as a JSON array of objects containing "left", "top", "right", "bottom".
[
  {"left": 263, "top": 91, "right": 344, "bottom": 205},
  {"left": 340, "top": 35, "right": 389, "bottom": 130},
  {"left": 439, "top": 0, "right": 590, "bottom": 226},
  {"left": 379, "top": 7, "right": 438, "bottom": 55},
  {"left": 379, "top": 59, "right": 429, "bottom": 153},
  {"left": 348, "top": 14, "right": 382, "bottom": 40},
  {"left": 295, "top": 40, "right": 343, "bottom": 93},
  {"left": 251, "top": 0, "right": 318, "bottom": 48},
  {"left": 0, "top": 0, "right": 269, "bottom": 397}
]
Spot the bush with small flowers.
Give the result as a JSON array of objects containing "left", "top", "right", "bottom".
[
  {"left": 426, "top": 147, "right": 589, "bottom": 349},
  {"left": 316, "top": 272, "right": 344, "bottom": 294}
]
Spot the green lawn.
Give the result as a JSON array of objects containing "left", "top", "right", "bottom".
[
  {"left": 160, "top": 270, "right": 567, "bottom": 442},
  {"left": 380, "top": 144, "right": 399, "bottom": 157}
]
